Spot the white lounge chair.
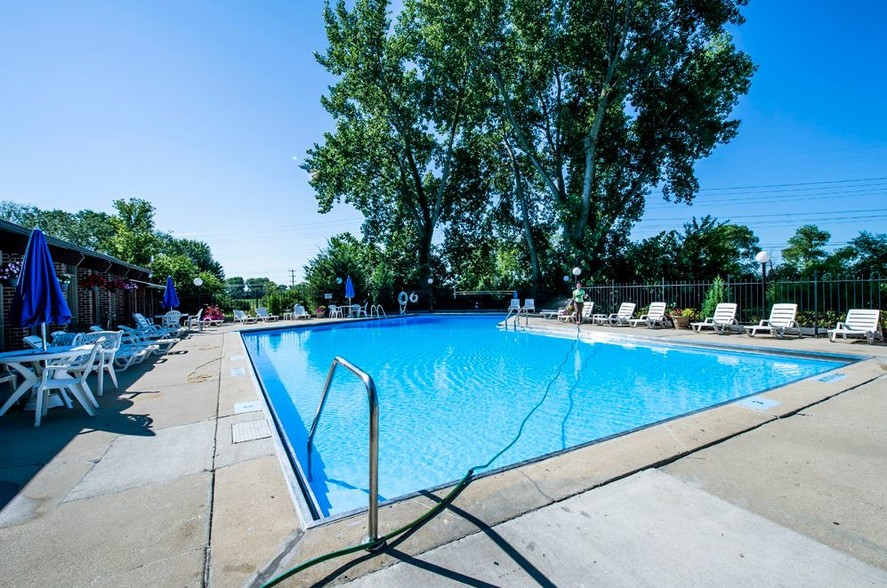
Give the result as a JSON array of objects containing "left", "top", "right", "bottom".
[
  {"left": 507, "top": 299, "right": 521, "bottom": 312},
  {"left": 255, "top": 307, "right": 279, "bottom": 322},
  {"left": 629, "top": 302, "right": 668, "bottom": 329},
  {"left": 233, "top": 309, "right": 258, "bottom": 324},
  {"left": 521, "top": 299, "right": 536, "bottom": 314},
  {"left": 579, "top": 301, "right": 595, "bottom": 323},
  {"left": 293, "top": 304, "right": 311, "bottom": 319},
  {"left": 691, "top": 303, "right": 738, "bottom": 334},
  {"left": 828, "top": 309, "right": 883, "bottom": 345},
  {"left": 540, "top": 300, "right": 570, "bottom": 320},
  {"left": 607, "top": 302, "right": 637, "bottom": 326},
  {"left": 744, "top": 304, "right": 800, "bottom": 338}
]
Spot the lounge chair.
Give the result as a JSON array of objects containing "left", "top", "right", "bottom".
[
  {"left": 507, "top": 299, "right": 521, "bottom": 312},
  {"left": 579, "top": 301, "right": 595, "bottom": 323},
  {"left": 255, "top": 307, "right": 279, "bottom": 322},
  {"left": 521, "top": 299, "right": 536, "bottom": 314},
  {"left": 233, "top": 309, "right": 258, "bottom": 324},
  {"left": 540, "top": 300, "right": 570, "bottom": 319},
  {"left": 607, "top": 302, "right": 637, "bottom": 326},
  {"left": 629, "top": 302, "right": 668, "bottom": 329},
  {"left": 691, "top": 303, "right": 738, "bottom": 334},
  {"left": 118, "top": 325, "right": 179, "bottom": 355},
  {"left": 293, "top": 304, "right": 311, "bottom": 319},
  {"left": 744, "top": 304, "right": 800, "bottom": 338},
  {"left": 828, "top": 309, "right": 883, "bottom": 345}
]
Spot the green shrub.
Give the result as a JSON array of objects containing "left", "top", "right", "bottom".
[{"left": 700, "top": 276, "right": 731, "bottom": 318}]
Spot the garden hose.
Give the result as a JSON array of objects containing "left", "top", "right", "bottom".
[{"left": 262, "top": 320, "right": 585, "bottom": 587}]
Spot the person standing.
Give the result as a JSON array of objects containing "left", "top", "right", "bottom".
[{"left": 572, "top": 282, "right": 587, "bottom": 325}]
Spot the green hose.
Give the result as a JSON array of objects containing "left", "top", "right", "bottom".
[{"left": 262, "top": 322, "right": 583, "bottom": 587}]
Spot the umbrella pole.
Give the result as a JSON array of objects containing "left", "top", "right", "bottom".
[{"left": 41, "top": 323, "right": 47, "bottom": 351}]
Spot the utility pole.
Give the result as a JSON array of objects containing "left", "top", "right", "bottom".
[{"left": 289, "top": 269, "right": 296, "bottom": 289}]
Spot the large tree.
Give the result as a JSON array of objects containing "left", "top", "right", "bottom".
[
  {"left": 305, "top": 0, "right": 493, "bottom": 281},
  {"left": 780, "top": 224, "right": 831, "bottom": 277},
  {"left": 488, "top": 0, "right": 755, "bottom": 272}
]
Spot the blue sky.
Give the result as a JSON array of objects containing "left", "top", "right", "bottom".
[{"left": 1, "top": 1, "right": 885, "bottom": 286}]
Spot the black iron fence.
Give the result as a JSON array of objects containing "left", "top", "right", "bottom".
[{"left": 581, "top": 273, "right": 884, "bottom": 335}]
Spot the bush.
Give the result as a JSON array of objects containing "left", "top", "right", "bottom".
[{"left": 700, "top": 276, "right": 731, "bottom": 318}]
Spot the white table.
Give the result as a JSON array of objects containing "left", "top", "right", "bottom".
[{"left": 0, "top": 346, "right": 97, "bottom": 424}]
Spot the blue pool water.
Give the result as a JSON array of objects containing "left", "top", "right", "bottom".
[{"left": 243, "top": 315, "right": 847, "bottom": 517}]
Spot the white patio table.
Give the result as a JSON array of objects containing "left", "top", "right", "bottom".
[{"left": 0, "top": 345, "right": 97, "bottom": 423}]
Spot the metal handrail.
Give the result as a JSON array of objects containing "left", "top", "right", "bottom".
[
  {"left": 306, "top": 356, "right": 381, "bottom": 545},
  {"left": 370, "top": 304, "right": 387, "bottom": 319},
  {"left": 501, "top": 307, "right": 527, "bottom": 330}
]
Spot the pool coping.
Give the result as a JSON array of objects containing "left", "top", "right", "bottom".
[{"left": 244, "top": 316, "right": 886, "bottom": 585}]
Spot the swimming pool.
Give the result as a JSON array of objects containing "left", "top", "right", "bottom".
[{"left": 243, "top": 315, "right": 848, "bottom": 518}]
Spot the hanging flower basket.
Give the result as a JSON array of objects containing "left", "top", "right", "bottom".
[
  {"left": 79, "top": 274, "right": 107, "bottom": 289},
  {"left": 0, "top": 260, "right": 21, "bottom": 286}
]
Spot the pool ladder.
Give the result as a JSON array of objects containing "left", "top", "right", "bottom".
[
  {"left": 370, "top": 304, "right": 387, "bottom": 319},
  {"left": 502, "top": 306, "right": 529, "bottom": 330},
  {"left": 306, "top": 356, "right": 383, "bottom": 548}
]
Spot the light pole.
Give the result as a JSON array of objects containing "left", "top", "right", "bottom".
[
  {"left": 193, "top": 277, "right": 204, "bottom": 308},
  {"left": 755, "top": 250, "right": 770, "bottom": 316},
  {"left": 427, "top": 277, "right": 434, "bottom": 312}
]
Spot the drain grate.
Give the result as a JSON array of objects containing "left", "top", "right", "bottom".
[{"left": 232, "top": 419, "right": 271, "bottom": 443}]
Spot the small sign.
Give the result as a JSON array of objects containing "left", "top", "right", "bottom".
[
  {"left": 737, "top": 397, "right": 781, "bottom": 411},
  {"left": 324, "top": 293, "right": 333, "bottom": 300},
  {"left": 818, "top": 372, "right": 846, "bottom": 383}
]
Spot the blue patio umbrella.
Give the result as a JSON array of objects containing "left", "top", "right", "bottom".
[
  {"left": 9, "top": 229, "right": 72, "bottom": 351},
  {"left": 161, "top": 276, "right": 180, "bottom": 309},
  {"left": 344, "top": 275, "right": 355, "bottom": 306}
]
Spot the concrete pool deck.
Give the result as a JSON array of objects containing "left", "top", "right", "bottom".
[{"left": 0, "top": 315, "right": 884, "bottom": 586}]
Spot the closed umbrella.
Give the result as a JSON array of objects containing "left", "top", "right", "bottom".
[
  {"left": 9, "top": 229, "right": 72, "bottom": 351},
  {"left": 161, "top": 276, "right": 180, "bottom": 309},
  {"left": 344, "top": 275, "right": 355, "bottom": 306}
]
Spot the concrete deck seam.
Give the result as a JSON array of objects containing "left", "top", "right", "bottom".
[
  {"left": 201, "top": 338, "right": 224, "bottom": 588},
  {"left": 517, "top": 469, "right": 556, "bottom": 503},
  {"left": 251, "top": 528, "right": 307, "bottom": 588}
]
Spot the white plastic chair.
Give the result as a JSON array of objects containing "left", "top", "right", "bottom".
[
  {"left": 255, "top": 307, "right": 279, "bottom": 321},
  {"left": 233, "top": 310, "right": 258, "bottom": 324},
  {"left": 607, "top": 303, "right": 637, "bottom": 326},
  {"left": 691, "top": 303, "right": 739, "bottom": 334},
  {"left": 744, "top": 304, "right": 800, "bottom": 338},
  {"left": 34, "top": 343, "right": 103, "bottom": 426},
  {"left": 828, "top": 309, "right": 883, "bottom": 345},
  {"left": 629, "top": 302, "right": 668, "bottom": 329},
  {"left": 521, "top": 299, "right": 536, "bottom": 314},
  {"left": 328, "top": 305, "right": 344, "bottom": 318}
]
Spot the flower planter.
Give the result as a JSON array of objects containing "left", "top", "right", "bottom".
[
  {"left": 315, "top": 310, "right": 326, "bottom": 318},
  {"left": 671, "top": 315, "right": 690, "bottom": 329}
]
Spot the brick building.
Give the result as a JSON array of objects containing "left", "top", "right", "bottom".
[{"left": 0, "top": 220, "right": 161, "bottom": 351}]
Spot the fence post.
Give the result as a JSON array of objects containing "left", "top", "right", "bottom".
[{"left": 813, "top": 270, "right": 819, "bottom": 337}]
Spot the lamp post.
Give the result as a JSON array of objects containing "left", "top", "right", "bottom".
[
  {"left": 427, "top": 277, "right": 434, "bottom": 312},
  {"left": 755, "top": 251, "right": 771, "bottom": 316},
  {"left": 193, "top": 277, "right": 204, "bottom": 308}
]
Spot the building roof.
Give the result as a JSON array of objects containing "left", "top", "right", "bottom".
[{"left": 0, "top": 218, "right": 154, "bottom": 282}]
